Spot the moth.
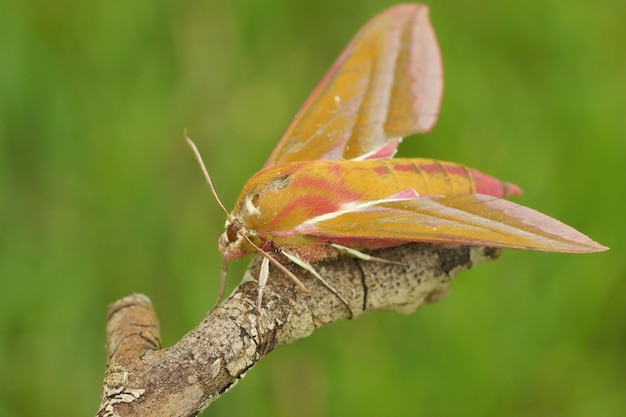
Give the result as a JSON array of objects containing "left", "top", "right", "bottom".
[{"left": 188, "top": 4, "right": 607, "bottom": 315}]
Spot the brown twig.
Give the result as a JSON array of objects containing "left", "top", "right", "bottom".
[{"left": 96, "top": 243, "right": 499, "bottom": 417}]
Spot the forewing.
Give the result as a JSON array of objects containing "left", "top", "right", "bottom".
[
  {"left": 292, "top": 194, "right": 608, "bottom": 253},
  {"left": 264, "top": 4, "right": 443, "bottom": 167}
]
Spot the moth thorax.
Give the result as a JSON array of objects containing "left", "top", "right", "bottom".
[{"left": 243, "top": 194, "right": 261, "bottom": 216}]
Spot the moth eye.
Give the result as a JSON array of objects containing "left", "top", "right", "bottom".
[
  {"left": 226, "top": 220, "right": 241, "bottom": 243},
  {"left": 251, "top": 193, "right": 260, "bottom": 207}
]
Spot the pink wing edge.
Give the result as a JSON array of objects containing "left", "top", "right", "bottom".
[
  {"left": 286, "top": 193, "right": 608, "bottom": 254},
  {"left": 264, "top": 4, "right": 441, "bottom": 167}
]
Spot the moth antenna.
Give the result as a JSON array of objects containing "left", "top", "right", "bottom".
[
  {"left": 185, "top": 131, "right": 230, "bottom": 217},
  {"left": 208, "top": 257, "right": 229, "bottom": 313}
]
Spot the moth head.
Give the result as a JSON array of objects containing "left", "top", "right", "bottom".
[
  {"left": 185, "top": 136, "right": 267, "bottom": 260},
  {"left": 219, "top": 217, "right": 262, "bottom": 260}
]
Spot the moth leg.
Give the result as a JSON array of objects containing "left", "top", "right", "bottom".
[
  {"left": 330, "top": 243, "right": 405, "bottom": 265},
  {"left": 256, "top": 253, "right": 306, "bottom": 303},
  {"left": 253, "top": 256, "right": 271, "bottom": 343},
  {"left": 281, "top": 249, "right": 354, "bottom": 319},
  {"left": 257, "top": 256, "right": 270, "bottom": 314}
]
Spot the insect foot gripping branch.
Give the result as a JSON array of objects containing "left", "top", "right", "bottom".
[{"left": 187, "top": 4, "right": 608, "bottom": 321}]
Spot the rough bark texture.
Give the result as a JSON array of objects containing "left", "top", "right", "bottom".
[{"left": 97, "top": 243, "right": 499, "bottom": 417}]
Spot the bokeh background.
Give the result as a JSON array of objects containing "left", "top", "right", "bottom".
[{"left": 1, "top": 0, "right": 624, "bottom": 416}]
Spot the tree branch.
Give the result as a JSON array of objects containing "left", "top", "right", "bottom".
[{"left": 96, "top": 243, "right": 499, "bottom": 417}]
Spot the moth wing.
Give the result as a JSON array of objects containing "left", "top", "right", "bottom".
[
  {"left": 294, "top": 194, "right": 608, "bottom": 253},
  {"left": 264, "top": 4, "right": 443, "bottom": 167}
]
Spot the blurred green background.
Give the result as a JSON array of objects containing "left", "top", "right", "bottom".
[{"left": 1, "top": 0, "right": 624, "bottom": 416}]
